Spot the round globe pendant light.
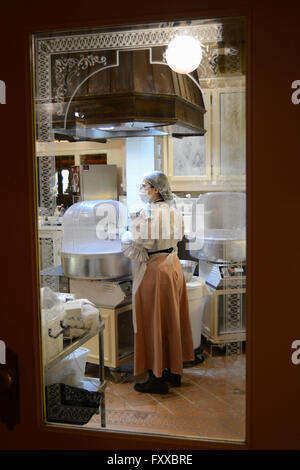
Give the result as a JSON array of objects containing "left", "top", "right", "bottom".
[{"left": 166, "top": 35, "right": 203, "bottom": 74}]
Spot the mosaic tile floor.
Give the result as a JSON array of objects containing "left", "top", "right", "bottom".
[{"left": 85, "top": 348, "right": 246, "bottom": 441}]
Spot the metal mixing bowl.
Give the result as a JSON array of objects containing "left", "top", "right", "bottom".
[{"left": 61, "top": 251, "right": 132, "bottom": 280}]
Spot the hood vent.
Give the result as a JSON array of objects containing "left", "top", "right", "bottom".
[{"left": 53, "top": 48, "right": 206, "bottom": 140}]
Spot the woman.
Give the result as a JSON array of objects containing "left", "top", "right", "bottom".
[{"left": 121, "top": 171, "right": 194, "bottom": 394}]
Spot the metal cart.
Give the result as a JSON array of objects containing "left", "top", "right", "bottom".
[{"left": 45, "top": 319, "right": 106, "bottom": 427}]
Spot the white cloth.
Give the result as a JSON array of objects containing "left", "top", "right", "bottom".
[
  {"left": 62, "top": 300, "right": 100, "bottom": 338},
  {"left": 121, "top": 201, "right": 184, "bottom": 332}
]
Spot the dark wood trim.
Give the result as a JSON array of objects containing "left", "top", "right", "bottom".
[{"left": 1, "top": 1, "right": 299, "bottom": 450}]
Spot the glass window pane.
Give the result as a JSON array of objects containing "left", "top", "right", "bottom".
[
  {"left": 173, "top": 94, "right": 207, "bottom": 176},
  {"left": 220, "top": 92, "right": 246, "bottom": 176},
  {"left": 33, "top": 16, "right": 246, "bottom": 443}
]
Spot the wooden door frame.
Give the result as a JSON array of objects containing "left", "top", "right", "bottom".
[{"left": 1, "top": 1, "right": 299, "bottom": 450}]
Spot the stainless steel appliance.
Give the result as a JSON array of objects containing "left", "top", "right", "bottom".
[
  {"left": 188, "top": 192, "right": 246, "bottom": 352},
  {"left": 199, "top": 260, "right": 246, "bottom": 348},
  {"left": 61, "top": 200, "right": 132, "bottom": 280},
  {"left": 189, "top": 192, "right": 246, "bottom": 264},
  {"left": 61, "top": 252, "right": 131, "bottom": 281},
  {"left": 193, "top": 230, "right": 246, "bottom": 263},
  {"left": 80, "top": 164, "right": 118, "bottom": 201}
]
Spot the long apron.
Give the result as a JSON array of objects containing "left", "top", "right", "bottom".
[{"left": 133, "top": 252, "right": 195, "bottom": 378}]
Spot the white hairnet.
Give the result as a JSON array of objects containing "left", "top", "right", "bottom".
[{"left": 143, "top": 171, "right": 174, "bottom": 201}]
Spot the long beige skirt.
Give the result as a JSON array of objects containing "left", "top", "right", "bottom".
[{"left": 134, "top": 253, "right": 194, "bottom": 378}]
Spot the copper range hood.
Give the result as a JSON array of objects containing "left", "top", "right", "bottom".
[{"left": 52, "top": 48, "right": 206, "bottom": 141}]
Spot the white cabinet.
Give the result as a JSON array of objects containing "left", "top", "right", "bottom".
[{"left": 162, "top": 84, "right": 246, "bottom": 192}]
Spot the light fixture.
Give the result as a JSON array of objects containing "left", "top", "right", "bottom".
[
  {"left": 166, "top": 35, "right": 203, "bottom": 74},
  {"left": 74, "top": 111, "right": 85, "bottom": 118}
]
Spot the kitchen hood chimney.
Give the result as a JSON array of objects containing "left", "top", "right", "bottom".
[{"left": 51, "top": 48, "right": 206, "bottom": 140}]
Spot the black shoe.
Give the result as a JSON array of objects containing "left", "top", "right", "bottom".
[
  {"left": 162, "top": 369, "right": 181, "bottom": 387},
  {"left": 134, "top": 372, "right": 169, "bottom": 394}
]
